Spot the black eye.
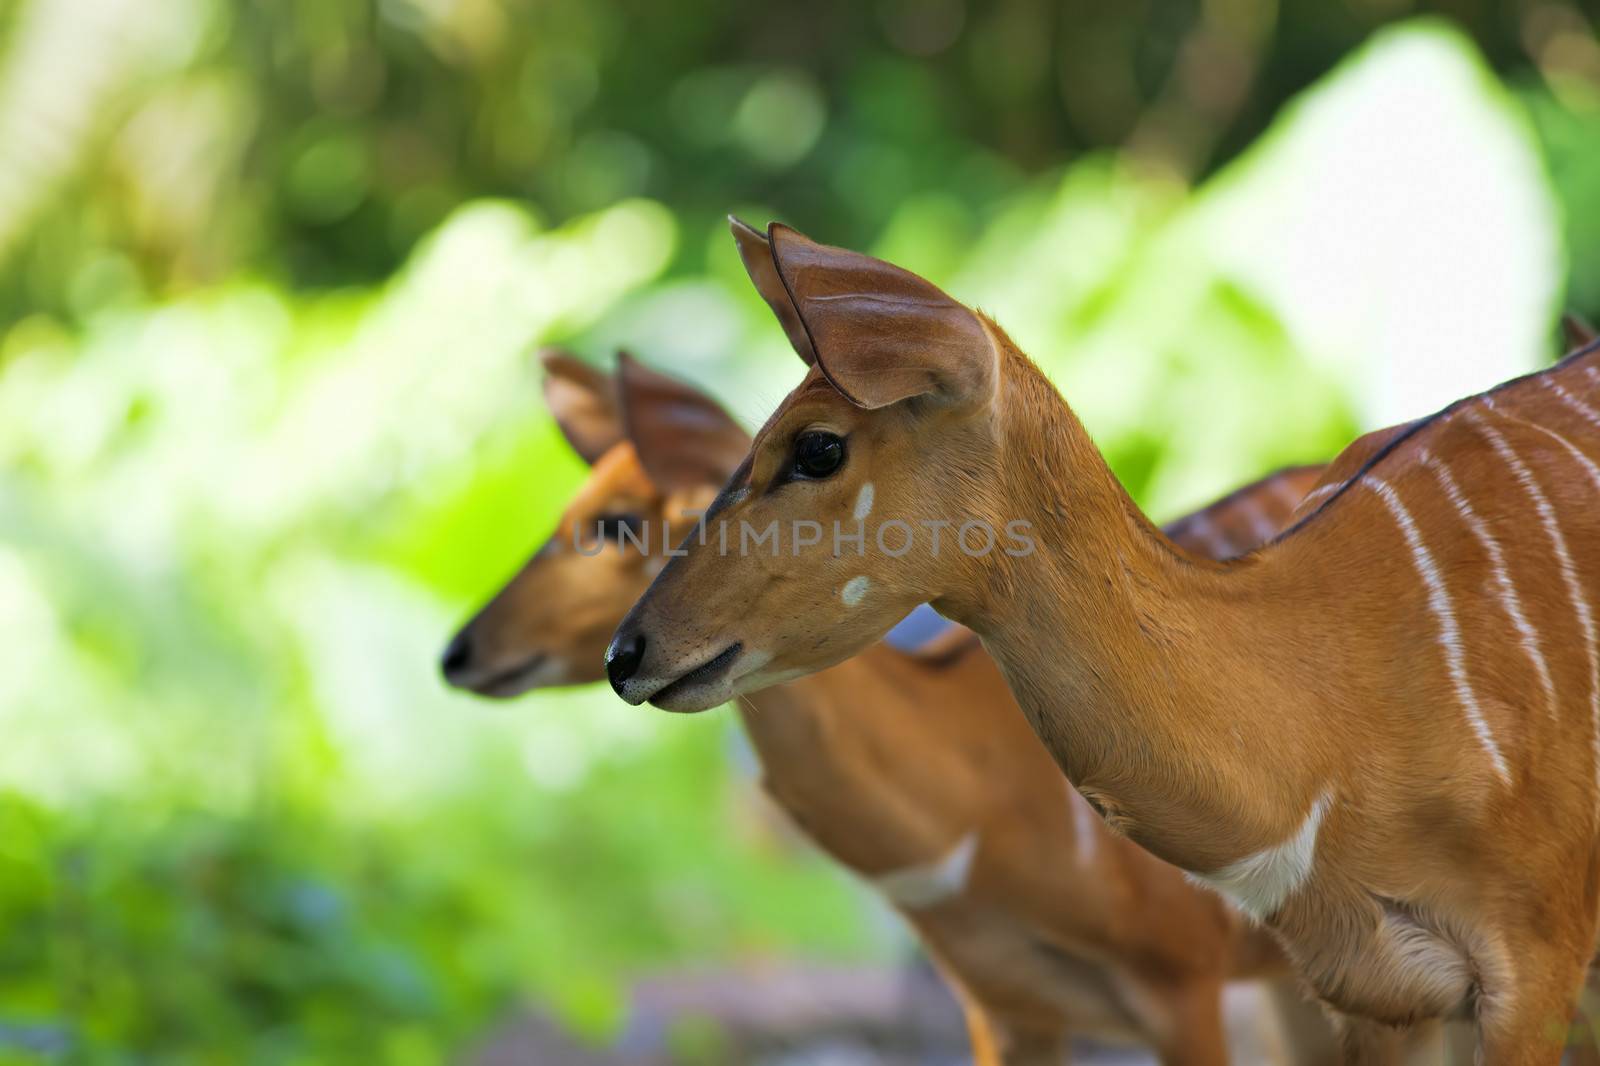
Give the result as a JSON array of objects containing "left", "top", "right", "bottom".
[
  {"left": 792, "top": 432, "right": 845, "bottom": 480},
  {"left": 594, "top": 513, "right": 646, "bottom": 541}
]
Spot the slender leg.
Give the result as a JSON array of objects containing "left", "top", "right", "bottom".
[
  {"left": 1153, "top": 981, "right": 1229, "bottom": 1066},
  {"left": 1268, "top": 979, "right": 1343, "bottom": 1066},
  {"left": 984, "top": 1012, "right": 1069, "bottom": 1066},
  {"left": 1334, "top": 1015, "right": 1411, "bottom": 1066},
  {"left": 957, "top": 996, "right": 1005, "bottom": 1066},
  {"left": 1395, "top": 1019, "right": 1448, "bottom": 1066},
  {"left": 1476, "top": 942, "right": 1588, "bottom": 1066},
  {"left": 1568, "top": 970, "right": 1600, "bottom": 1066},
  {"left": 994, "top": 1026, "right": 1069, "bottom": 1066}
]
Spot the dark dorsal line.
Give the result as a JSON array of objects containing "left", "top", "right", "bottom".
[
  {"left": 1271, "top": 332, "right": 1600, "bottom": 545},
  {"left": 1160, "top": 464, "right": 1323, "bottom": 548}
]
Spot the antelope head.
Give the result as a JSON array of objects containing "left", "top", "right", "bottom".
[
  {"left": 441, "top": 350, "right": 749, "bottom": 697},
  {"left": 607, "top": 220, "right": 1027, "bottom": 711}
]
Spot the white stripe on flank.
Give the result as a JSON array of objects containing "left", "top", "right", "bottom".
[
  {"left": 1480, "top": 408, "right": 1600, "bottom": 802},
  {"left": 1499, "top": 405, "right": 1600, "bottom": 511},
  {"left": 1192, "top": 790, "right": 1331, "bottom": 920},
  {"left": 1546, "top": 379, "right": 1600, "bottom": 433},
  {"left": 1471, "top": 410, "right": 1600, "bottom": 793},
  {"left": 1295, "top": 482, "right": 1342, "bottom": 514},
  {"left": 1420, "top": 450, "right": 1557, "bottom": 719},
  {"left": 1366, "top": 474, "right": 1511, "bottom": 782},
  {"left": 1238, "top": 495, "right": 1275, "bottom": 544},
  {"left": 1181, "top": 512, "right": 1227, "bottom": 557},
  {"left": 1271, "top": 475, "right": 1305, "bottom": 510},
  {"left": 1586, "top": 366, "right": 1600, "bottom": 393},
  {"left": 871, "top": 832, "right": 979, "bottom": 909}
]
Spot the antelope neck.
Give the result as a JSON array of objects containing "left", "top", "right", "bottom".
[
  {"left": 734, "top": 645, "right": 980, "bottom": 876},
  {"left": 944, "top": 347, "right": 1335, "bottom": 875}
]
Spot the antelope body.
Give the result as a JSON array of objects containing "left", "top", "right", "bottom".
[
  {"left": 608, "top": 219, "right": 1600, "bottom": 1063},
  {"left": 443, "top": 354, "right": 1336, "bottom": 1064}
]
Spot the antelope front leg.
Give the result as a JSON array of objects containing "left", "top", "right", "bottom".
[
  {"left": 1153, "top": 980, "right": 1228, "bottom": 1066},
  {"left": 1333, "top": 1015, "right": 1424, "bottom": 1066},
  {"left": 1267, "top": 979, "right": 1343, "bottom": 1065},
  {"left": 982, "top": 1014, "right": 1069, "bottom": 1066},
  {"left": 956, "top": 996, "right": 1004, "bottom": 1066},
  {"left": 953, "top": 996, "right": 1067, "bottom": 1066},
  {"left": 996, "top": 1031, "right": 1070, "bottom": 1066},
  {"left": 1565, "top": 964, "right": 1600, "bottom": 1066},
  {"left": 1476, "top": 947, "right": 1588, "bottom": 1066}
]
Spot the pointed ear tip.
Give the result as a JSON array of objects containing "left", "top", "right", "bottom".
[
  {"left": 765, "top": 222, "right": 819, "bottom": 258},
  {"left": 540, "top": 349, "right": 601, "bottom": 384},
  {"left": 615, "top": 350, "right": 666, "bottom": 389}
]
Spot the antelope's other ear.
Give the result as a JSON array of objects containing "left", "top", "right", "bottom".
[
  {"left": 616, "top": 351, "right": 751, "bottom": 492},
  {"left": 1564, "top": 312, "right": 1597, "bottom": 351},
  {"left": 541, "top": 349, "right": 623, "bottom": 464},
  {"left": 729, "top": 216, "right": 816, "bottom": 365},
  {"left": 765, "top": 223, "right": 995, "bottom": 410}
]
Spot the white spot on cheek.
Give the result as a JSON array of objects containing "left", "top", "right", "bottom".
[
  {"left": 853, "top": 482, "right": 875, "bottom": 522},
  {"left": 841, "top": 576, "right": 870, "bottom": 607}
]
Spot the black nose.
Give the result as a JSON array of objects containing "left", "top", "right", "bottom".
[
  {"left": 606, "top": 631, "right": 645, "bottom": 693},
  {"left": 441, "top": 631, "right": 472, "bottom": 681}
]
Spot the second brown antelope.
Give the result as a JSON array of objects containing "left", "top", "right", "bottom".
[
  {"left": 608, "top": 220, "right": 1600, "bottom": 1063},
  {"left": 443, "top": 352, "right": 1340, "bottom": 1064}
]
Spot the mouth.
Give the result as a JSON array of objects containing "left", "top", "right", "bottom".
[
  {"left": 461, "top": 654, "right": 551, "bottom": 699},
  {"left": 645, "top": 642, "right": 744, "bottom": 712}
]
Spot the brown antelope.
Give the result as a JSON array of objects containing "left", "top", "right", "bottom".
[
  {"left": 441, "top": 352, "right": 1342, "bottom": 1064},
  {"left": 606, "top": 220, "right": 1600, "bottom": 1063}
]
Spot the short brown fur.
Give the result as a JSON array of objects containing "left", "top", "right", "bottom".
[
  {"left": 447, "top": 353, "right": 1342, "bottom": 1064},
  {"left": 612, "top": 223, "right": 1600, "bottom": 1063}
]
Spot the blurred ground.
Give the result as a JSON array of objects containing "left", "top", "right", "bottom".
[{"left": 468, "top": 963, "right": 1298, "bottom": 1065}]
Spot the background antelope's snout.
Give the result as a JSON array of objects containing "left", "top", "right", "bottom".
[
  {"left": 437, "top": 608, "right": 562, "bottom": 699},
  {"left": 439, "top": 628, "right": 474, "bottom": 684}
]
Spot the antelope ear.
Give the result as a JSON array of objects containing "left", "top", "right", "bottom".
[
  {"left": 1564, "top": 313, "right": 1597, "bottom": 351},
  {"left": 541, "top": 349, "right": 623, "bottom": 464},
  {"left": 729, "top": 216, "right": 816, "bottom": 365},
  {"left": 765, "top": 223, "right": 995, "bottom": 410},
  {"left": 616, "top": 351, "right": 751, "bottom": 492}
]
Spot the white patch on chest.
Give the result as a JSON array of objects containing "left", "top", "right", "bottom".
[
  {"left": 1192, "top": 791, "right": 1331, "bottom": 921},
  {"left": 841, "top": 575, "right": 870, "bottom": 607},
  {"left": 870, "top": 832, "right": 979, "bottom": 909},
  {"left": 852, "top": 482, "right": 875, "bottom": 521}
]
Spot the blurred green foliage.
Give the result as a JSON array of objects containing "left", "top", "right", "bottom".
[
  {"left": 0, "top": 0, "right": 1596, "bottom": 1061},
  {"left": 1, "top": 0, "right": 1597, "bottom": 322}
]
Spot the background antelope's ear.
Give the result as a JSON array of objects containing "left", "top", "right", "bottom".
[
  {"left": 766, "top": 223, "right": 994, "bottom": 410},
  {"left": 616, "top": 352, "right": 751, "bottom": 492},
  {"left": 540, "top": 349, "right": 623, "bottom": 464},
  {"left": 1564, "top": 312, "right": 1597, "bottom": 351},
  {"left": 729, "top": 216, "right": 816, "bottom": 365}
]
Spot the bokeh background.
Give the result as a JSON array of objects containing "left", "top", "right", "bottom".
[{"left": 2, "top": 0, "right": 1599, "bottom": 1062}]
